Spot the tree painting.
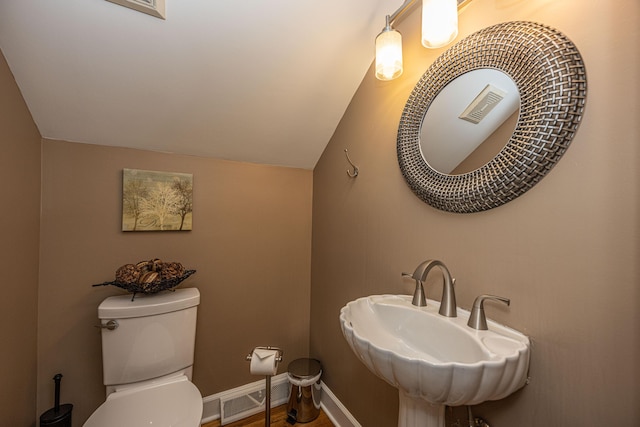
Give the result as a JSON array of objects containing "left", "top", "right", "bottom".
[{"left": 122, "top": 169, "right": 193, "bottom": 231}]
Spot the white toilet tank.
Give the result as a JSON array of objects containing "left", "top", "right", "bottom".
[{"left": 98, "top": 288, "right": 200, "bottom": 387}]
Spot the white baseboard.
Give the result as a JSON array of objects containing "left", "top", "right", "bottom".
[
  {"left": 319, "top": 381, "right": 361, "bottom": 427},
  {"left": 200, "top": 378, "right": 360, "bottom": 427}
]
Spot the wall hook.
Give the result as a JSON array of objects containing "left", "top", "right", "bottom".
[{"left": 344, "top": 149, "right": 359, "bottom": 178}]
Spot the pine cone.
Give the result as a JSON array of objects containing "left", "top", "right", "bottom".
[
  {"left": 160, "top": 262, "right": 186, "bottom": 281},
  {"left": 115, "top": 264, "right": 140, "bottom": 284}
]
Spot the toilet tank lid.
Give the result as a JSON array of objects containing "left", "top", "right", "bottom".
[{"left": 99, "top": 288, "right": 200, "bottom": 319}]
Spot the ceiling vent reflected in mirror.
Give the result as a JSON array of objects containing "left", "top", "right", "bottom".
[{"left": 459, "top": 84, "right": 506, "bottom": 124}]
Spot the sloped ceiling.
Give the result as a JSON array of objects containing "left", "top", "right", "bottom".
[{"left": 0, "top": 0, "right": 402, "bottom": 169}]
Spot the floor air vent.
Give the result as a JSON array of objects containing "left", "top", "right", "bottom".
[{"left": 219, "top": 374, "right": 291, "bottom": 425}]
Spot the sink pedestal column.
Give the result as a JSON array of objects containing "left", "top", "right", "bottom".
[{"left": 398, "top": 392, "right": 445, "bottom": 427}]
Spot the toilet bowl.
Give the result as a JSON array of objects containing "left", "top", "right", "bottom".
[{"left": 84, "top": 374, "right": 202, "bottom": 427}]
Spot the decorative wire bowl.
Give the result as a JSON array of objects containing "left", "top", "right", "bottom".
[{"left": 93, "top": 269, "right": 196, "bottom": 298}]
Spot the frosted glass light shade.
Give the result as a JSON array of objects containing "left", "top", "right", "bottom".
[
  {"left": 375, "top": 28, "right": 403, "bottom": 81},
  {"left": 422, "top": 0, "right": 458, "bottom": 48}
]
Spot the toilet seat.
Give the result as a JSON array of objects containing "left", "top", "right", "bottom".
[{"left": 83, "top": 375, "right": 202, "bottom": 427}]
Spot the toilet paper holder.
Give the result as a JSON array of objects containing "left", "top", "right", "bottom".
[
  {"left": 245, "top": 346, "right": 283, "bottom": 363},
  {"left": 245, "top": 346, "right": 283, "bottom": 427}
]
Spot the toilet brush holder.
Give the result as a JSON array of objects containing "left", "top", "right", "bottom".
[{"left": 40, "top": 374, "right": 73, "bottom": 427}]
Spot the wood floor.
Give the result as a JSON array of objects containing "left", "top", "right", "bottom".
[{"left": 202, "top": 404, "right": 334, "bottom": 427}]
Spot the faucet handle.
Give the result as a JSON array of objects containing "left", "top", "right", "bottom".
[
  {"left": 402, "top": 272, "right": 426, "bottom": 307},
  {"left": 467, "top": 294, "right": 510, "bottom": 330}
]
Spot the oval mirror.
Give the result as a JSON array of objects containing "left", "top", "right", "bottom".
[
  {"left": 420, "top": 69, "right": 520, "bottom": 175},
  {"left": 397, "top": 21, "right": 587, "bottom": 213}
]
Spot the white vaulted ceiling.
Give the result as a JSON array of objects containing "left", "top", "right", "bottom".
[{"left": 0, "top": 0, "right": 402, "bottom": 169}]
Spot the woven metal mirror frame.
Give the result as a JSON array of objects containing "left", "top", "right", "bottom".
[{"left": 397, "top": 21, "right": 587, "bottom": 213}]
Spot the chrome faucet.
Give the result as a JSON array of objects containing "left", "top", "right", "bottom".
[{"left": 403, "top": 259, "right": 457, "bottom": 317}]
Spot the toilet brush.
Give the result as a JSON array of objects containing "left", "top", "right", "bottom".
[{"left": 39, "top": 374, "right": 73, "bottom": 427}]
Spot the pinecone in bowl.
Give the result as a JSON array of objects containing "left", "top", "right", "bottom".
[
  {"left": 115, "top": 264, "right": 141, "bottom": 284},
  {"left": 160, "top": 262, "right": 186, "bottom": 281}
]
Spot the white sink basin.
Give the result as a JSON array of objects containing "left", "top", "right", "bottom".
[{"left": 340, "top": 295, "right": 530, "bottom": 427}]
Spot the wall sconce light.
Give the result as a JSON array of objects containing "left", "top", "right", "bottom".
[
  {"left": 375, "top": 15, "right": 404, "bottom": 81},
  {"left": 422, "top": 0, "right": 458, "bottom": 48},
  {"left": 375, "top": 0, "right": 467, "bottom": 81}
]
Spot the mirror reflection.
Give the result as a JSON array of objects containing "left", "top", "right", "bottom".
[{"left": 420, "top": 69, "right": 520, "bottom": 175}]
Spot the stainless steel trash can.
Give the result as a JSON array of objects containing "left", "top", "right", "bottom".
[{"left": 286, "top": 358, "right": 322, "bottom": 423}]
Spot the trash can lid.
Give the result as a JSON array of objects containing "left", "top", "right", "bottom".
[{"left": 287, "top": 358, "right": 322, "bottom": 380}]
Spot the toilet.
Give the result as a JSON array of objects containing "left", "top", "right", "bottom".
[{"left": 84, "top": 288, "right": 203, "bottom": 427}]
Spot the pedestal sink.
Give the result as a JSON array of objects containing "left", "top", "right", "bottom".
[{"left": 339, "top": 295, "right": 530, "bottom": 427}]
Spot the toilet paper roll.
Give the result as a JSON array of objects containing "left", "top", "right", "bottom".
[{"left": 250, "top": 348, "right": 279, "bottom": 376}]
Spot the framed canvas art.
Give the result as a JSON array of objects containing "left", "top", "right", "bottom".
[{"left": 122, "top": 168, "right": 193, "bottom": 231}]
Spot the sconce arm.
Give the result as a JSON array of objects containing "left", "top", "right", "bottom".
[{"left": 387, "top": 0, "right": 418, "bottom": 27}]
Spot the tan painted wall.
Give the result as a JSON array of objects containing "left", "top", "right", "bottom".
[
  {"left": 3, "top": 0, "right": 639, "bottom": 425},
  {"left": 311, "top": 0, "right": 639, "bottom": 425},
  {"left": 37, "top": 140, "right": 313, "bottom": 424},
  {"left": 0, "top": 51, "right": 41, "bottom": 425}
]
